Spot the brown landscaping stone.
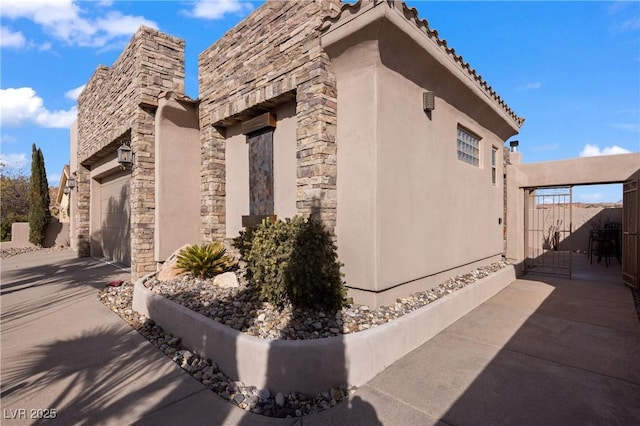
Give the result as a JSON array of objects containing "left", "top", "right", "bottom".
[{"left": 157, "top": 244, "right": 189, "bottom": 281}]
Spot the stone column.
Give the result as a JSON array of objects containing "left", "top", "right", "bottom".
[
  {"left": 295, "top": 55, "right": 338, "bottom": 234},
  {"left": 130, "top": 107, "right": 156, "bottom": 280},
  {"left": 75, "top": 164, "right": 91, "bottom": 257},
  {"left": 200, "top": 124, "right": 226, "bottom": 243}
]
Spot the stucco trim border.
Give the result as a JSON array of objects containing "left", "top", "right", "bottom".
[{"left": 132, "top": 265, "right": 516, "bottom": 395}]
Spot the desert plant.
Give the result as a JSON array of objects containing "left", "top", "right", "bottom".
[
  {"left": 233, "top": 226, "right": 256, "bottom": 261},
  {"left": 176, "top": 242, "right": 237, "bottom": 278},
  {"left": 241, "top": 216, "right": 346, "bottom": 311}
]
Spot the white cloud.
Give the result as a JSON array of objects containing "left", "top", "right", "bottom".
[
  {"left": 0, "top": 0, "right": 158, "bottom": 48},
  {"left": 65, "top": 84, "right": 86, "bottom": 101},
  {"left": 36, "top": 106, "right": 78, "bottom": 128},
  {"left": 518, "top": 82, "right": 542, "bottom": 91},
  {"left": 578, "top": 192, "right": 603, "bottom": 202},
  {"left": 579, "top": 144, "right": 632, "bottom": 157},
  {"left": 611, "top": 123, "right": 640, "bottom": 133},
  {"left": 185, "top": 0, "right": 254, "bottom": 20},
  {"left": 0, "top": 153, "right": 28, "bottom": 170},
  {"left": 0, "top": 26, "right": 27, "bottom": 48},
  {"left": 1, "top": 134, "right": 17, "bottom": 144},
  {"left": 0, "top": 87, "right": 77, "bottom": 129},
  {"left": 608, "top": 2, "right": 640, "bottom": 33}
]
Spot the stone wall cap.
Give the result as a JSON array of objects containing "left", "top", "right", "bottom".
[{"left": 158, "top": 91, "right": 200, "bottom": 105}]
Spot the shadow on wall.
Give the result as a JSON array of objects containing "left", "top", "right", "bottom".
[
  {"left": 43, "top": 217, "right": 68, "bottom": 248},
  {"left": 100, "top": 185, "right": 131, "bottom": 265},
  {"left": 558, "top": 207, "right": 622, "bottom": 253},
  {"left": 1, "top": 220, "right": 69, "bottom": 250}
]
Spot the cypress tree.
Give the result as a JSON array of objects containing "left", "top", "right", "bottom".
[{"left": 28, "top": 144, "right": 51, "bottom": 246}]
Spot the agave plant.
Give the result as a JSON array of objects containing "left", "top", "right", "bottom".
[{"left": 176, "top": 242, "right": 237, "bottom": 278}]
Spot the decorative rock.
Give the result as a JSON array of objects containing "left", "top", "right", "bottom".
[
  {"left": 157, "top": 244, "right": 189, "bottom": 281},
  {"left": 98, "top": 259, "right": 510, "bottom": 419},
  {"left": 213, "top": 272, "right": 240, "bottom": 288}
]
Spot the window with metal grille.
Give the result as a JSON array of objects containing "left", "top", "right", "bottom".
[{"left": 457, "top": 126, "right": 480, "bottom": 167}]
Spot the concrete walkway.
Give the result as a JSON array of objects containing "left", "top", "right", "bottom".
[{"left": 2, "top": 250, "right": 639, "bottom": 425}]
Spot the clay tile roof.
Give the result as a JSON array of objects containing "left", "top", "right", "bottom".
[{"left": 321, "top": 0, "right": 525, "bottom": 128}]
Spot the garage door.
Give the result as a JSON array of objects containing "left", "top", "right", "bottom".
[{"left": 100, "top": 170, "right": 131, "bottom": 265}]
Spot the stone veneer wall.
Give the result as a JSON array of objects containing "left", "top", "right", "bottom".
[
  {"left": 198, "top": 0, "right": 343, "bottom": 241},
  {"left": 76, "top": 26, "right": 185, "bottom": 280}
]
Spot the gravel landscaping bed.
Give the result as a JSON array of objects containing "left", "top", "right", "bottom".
[
  {"left": 144, "top": 260, "right": 511, "bottom": 340},
  {"left": 99, "top": 259, "right": 511, "bottom": 418},
  {"left": 98, "top": 282, "right": 354, "bottom": 418},
  {"left": 0, "top": 245, "right": 67, "bottom": 259}
]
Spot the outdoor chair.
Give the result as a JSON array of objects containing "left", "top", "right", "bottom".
[
  {"left": 589, "top": 222, "right": 622, "bottom": 267},
  {"left": 602, "top": 222, "right": 622, "bottom": 266}
]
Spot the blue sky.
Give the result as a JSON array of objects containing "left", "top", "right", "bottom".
[{"left": 1, "top": 0, "right": 638, "bottom": 203}]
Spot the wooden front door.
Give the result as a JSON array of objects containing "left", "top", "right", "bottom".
[{"left": 623, "top": 179, "right": 639, "bottom": 289}]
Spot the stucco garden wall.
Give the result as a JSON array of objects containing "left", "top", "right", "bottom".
[
  {"left": 506, "top": 153, "right": 640, "bottom": 268},
  {"left": 76, "top": 26, "right": 185, "bottom": 280},
  {"left": 198, "top": 0, "right": 343, "bottom": 242}
]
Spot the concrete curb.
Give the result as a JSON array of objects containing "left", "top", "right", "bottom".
[{"left": 132, "top": 266, "right": 516, "bottom": 394}]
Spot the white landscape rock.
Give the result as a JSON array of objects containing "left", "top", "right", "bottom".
[{"left": 213, "top": 271, "right": 240, "bottom": 288}]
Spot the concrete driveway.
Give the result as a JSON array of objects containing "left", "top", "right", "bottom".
[{"left": 1, "top": 250, "right": 639, "bottom": 425}]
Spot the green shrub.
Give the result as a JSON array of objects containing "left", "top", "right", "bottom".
[
  {"left": 239, "top": 216, "right": 346, "bottom": 311},
  {"left": 233, "top": 226, "right": 256, "bottom": 262},
  {"left": 176, "top": 242, "right": 237, "bottom": 278}
]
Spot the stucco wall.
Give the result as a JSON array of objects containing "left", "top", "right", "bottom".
[
  {"left": 198, "top": 0, "right": 343, "bottom": 242},
  {"left": 76, "top": 26, "right": 185, "bottom": 279},
  {"left": 154, "top": 93, "right": 201, "bottom": 261},
  {"left": 323, "top": 0, "right": 521, "bottom": 305},
  {"left": 0, "top": 221, "right": 69, "bottom": 250}
]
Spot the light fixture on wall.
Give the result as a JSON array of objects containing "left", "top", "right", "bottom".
[
  {"left": 67, "top": 176, "right": 77, "bottom": 189},
  {"left": 423, "top": 91, "right": 435, "bottom": 112},
  {"left": 64, "top": 175, "right": 77, "bottom": 194},
  {"left": 509, "top": 140, "right": 519, "bottom": 152},
  {"left": 117, "top": 143, "right": 134, "bottom": 168}
]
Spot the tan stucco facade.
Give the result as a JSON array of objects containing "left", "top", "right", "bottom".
[
  {"left": 154, "top": 93, "right": 201, "bottom": 263},
  {"left": 321, "top": 0, "right": 522, "bottom": 305}
]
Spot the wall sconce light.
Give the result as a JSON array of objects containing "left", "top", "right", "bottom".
[
  {"left": 423, "top": 91, "right": 435, "bottom": 112},
  {"left": 67, "top": 176, "right": 77, "bottom": 189},
  {"left": 509, "top": 140, "right": 519, "bottom": 152},
  {"left": 63, "top": 186, "right": 71, "bottom": 195},
  {"left": 117, "top": 143, "right": 134, "bottom": 168}
]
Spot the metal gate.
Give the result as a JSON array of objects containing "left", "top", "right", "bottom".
[
  {"left": 623, "top": 179, "right": 638, "bottom": 288},
  {"left": 525, "top": 186, "right": 573, "bottom": 277}
]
